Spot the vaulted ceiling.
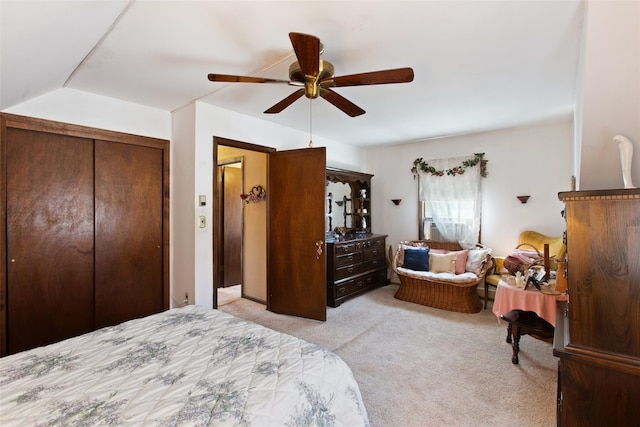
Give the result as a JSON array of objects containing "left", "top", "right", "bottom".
[{"left": 1, "top": 1, "right": 585, "bottom": 147}]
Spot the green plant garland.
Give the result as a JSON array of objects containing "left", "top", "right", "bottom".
[{"left": 411, "top": 153, "right": 488, "bottom": 179}]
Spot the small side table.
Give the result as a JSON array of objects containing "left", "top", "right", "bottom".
[{"left": 500, "top": 309, "right": 554, "bottom": 364}]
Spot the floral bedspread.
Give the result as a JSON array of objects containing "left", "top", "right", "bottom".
[{"left": 0, "top": 306, "right": 369, "bottom": 426}]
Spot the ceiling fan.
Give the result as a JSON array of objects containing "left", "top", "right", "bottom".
[{"left": 207, "top": 32, "right": 414, "bottom": 117}]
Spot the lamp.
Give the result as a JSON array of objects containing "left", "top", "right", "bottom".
[
  {"left": 517, "top": 195, "right": 530, "bottom": 204},
  {"left": 391, "top": 199, "right": 402, "bottom": 205}
]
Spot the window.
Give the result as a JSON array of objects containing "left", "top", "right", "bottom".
[{"left": 417, "top": 156, "right": 482, "bottom": 248}]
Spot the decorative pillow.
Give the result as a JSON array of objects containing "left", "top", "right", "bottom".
[
  {"left": 428, "top": 249, "right": 469, "bottom": 274},
  {"left": 465, "top": 248, "right": 492, "bottom": 276},
  {"left": 429, "top": 252, "right": 457, "bottom": 274},
  {"left": 450, "top": 249, "right": 469, "bottom": 274},
  {"left": 402, "top": 247, "right": 430, "bottom": 271}
]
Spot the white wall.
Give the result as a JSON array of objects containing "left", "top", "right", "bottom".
[
  {"left": 577, "top": 0, "right": 640, "bottom": 190},
  {"left": 171, "top": 105, "right": 197, "bottom": 307},
  {"left": 4, "top": 88, "right": 171, "bottom": 140},
  {"left": 365, "top": 118, "right": 574, "bottom": 260}
]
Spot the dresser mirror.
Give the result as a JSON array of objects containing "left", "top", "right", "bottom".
[
  {"left": 326, "top": 167, "right": 374, "bottom": 237},
  {"left": 326, "top": 181, "right": 352, "bottom": 232}
]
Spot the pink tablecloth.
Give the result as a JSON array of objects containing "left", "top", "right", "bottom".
[{"left": 492, "top": 280, "right": 567, "bottom": 326}]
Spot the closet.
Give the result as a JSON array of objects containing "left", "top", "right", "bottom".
[{"left": 1, "top": 114, "right": 170, "bottom": 356}]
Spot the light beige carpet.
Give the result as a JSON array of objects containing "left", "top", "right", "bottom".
[
  {"left": 217, "top": 284, "right": 241, "bottom": 306},
  {"left": 218, "top": 284, "right": 557, "bottom": 427}
]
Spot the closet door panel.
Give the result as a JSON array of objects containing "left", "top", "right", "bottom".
[
  {"left": 6, "top": 128, "right": 94, "bottom": 354},
  {"left": 94, "top": 140, "right": 164, "bottom": 328}
]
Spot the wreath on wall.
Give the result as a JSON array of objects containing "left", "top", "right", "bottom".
[
  {"left": 411, "top": 153, "right": 488, "bottom": 179},
  {"left": 240, "top": 185, "right": 267, "bottom": 204}
]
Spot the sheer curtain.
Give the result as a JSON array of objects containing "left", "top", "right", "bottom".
[{"left": 418, "top": 156, "right": 482, "bottom": 249}]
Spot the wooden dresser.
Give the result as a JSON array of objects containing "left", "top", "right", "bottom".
[
  {"left": 554, "top": 189, "right": 640, "bottom": 426},
  {"left": 326, "top": 234, "right": 387, "bottom": 307}
]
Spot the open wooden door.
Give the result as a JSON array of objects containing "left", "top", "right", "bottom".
[{"left": 268, "top": 147, "right": 326, "bottom": 321}]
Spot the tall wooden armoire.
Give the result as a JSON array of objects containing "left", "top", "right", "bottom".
[
  {"left": 555, "top": 189, "right": 640, "bottom": 425},
  {"left": 1, "top": 114, "right": 170, "bottom": 356}
]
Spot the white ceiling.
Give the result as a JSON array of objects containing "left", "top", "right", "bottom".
[{"left": 1, "top": 0, "right": 585, "bottom": 147}]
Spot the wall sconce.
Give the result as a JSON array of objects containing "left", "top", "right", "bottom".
[
  {"left": 391, "top": 199, "right": 402, "bottom": 205},
  {"left": 517, "top": 195, "right": 530, "bottom": 204}
]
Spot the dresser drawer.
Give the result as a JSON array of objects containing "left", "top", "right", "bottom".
[
  {"left": 363, "top": 246, "right": 383, "bottom": 261},
  {"left": 362, "top": 237, "right": 385, "bottom": 249},
  {"left": 336, "top": 251, "right": 363, "bottom": 267},
  {"left": 335, "top": 263, "right": 364, "bottom": 280},
  {"left": 369, "top": 268, "right": 387, "bottom": 284},
  {"left": 364, "top": 258, "right": 384, "bottom": 270},
  {"left": 335, "top": 277, "right": 367, "bottom": 299},
  {"left": 334, "top": 243, "right": 359, "bottom": 255}
]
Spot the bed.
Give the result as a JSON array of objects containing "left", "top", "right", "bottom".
[{"left": 0, "top": 305, "right": 370, "bottom": 426}]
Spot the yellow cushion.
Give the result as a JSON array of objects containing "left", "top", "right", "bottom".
[
  {"left": 486, "top": 274, "right": 501, "bottom": 286},
  {"left": 519, "top": 230, "right": 566, "bottom": 260},
  {"left": 486, "top": 256, "right": 505, "bottom": 287}
]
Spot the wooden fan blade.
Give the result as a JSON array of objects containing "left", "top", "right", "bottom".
[
  {"left": 208, "top": 73, "right": 290, "bottom": 84},
  {"left": 264, "top": 89, "right": 305, "bottom": 114},
  {"left": 289, "top": 32, "right": 320, "bottom": 78},
  {"left": 320, "top": 88, "right": 365, "bottom": 117},
  {"left": 321, "top": 67, "right": 414, "bottom": 88}
]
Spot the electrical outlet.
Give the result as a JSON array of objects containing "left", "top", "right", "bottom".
[{"left": 198, "top": 216, "right": 206, "bottom": 228}]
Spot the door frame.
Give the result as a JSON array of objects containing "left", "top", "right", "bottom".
[{"left": 212, "top": 136, "right": 275, "bottom": 308}]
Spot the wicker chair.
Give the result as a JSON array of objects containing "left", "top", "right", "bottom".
[{"left": 392, "top": 240, "right": 492, "bottom": 313}]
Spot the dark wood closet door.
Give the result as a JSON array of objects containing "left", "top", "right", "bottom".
[
  {"left": 94, "top": 140, "right": 164, "bottom": 328},
  {"left": 6, "top": 128, "right": 95, "bottom": 354},
  {"left": 222, "top": 166, "right": 243, "bottom": 287}
]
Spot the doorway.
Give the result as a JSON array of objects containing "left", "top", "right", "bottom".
[
  {"left": 214, "top": 138, "right": 272, "bottom": 308},
  {"left": 213, "top": 136, "right": 327, "bottom": 321}
]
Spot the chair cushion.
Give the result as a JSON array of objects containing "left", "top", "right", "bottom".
[{"left": 485, "top": 274, "right": 502, "bottom": 286}]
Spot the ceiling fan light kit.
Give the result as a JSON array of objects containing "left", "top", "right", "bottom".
[{"left": 208, "top": 32, "right": 414, "bottom": 117}]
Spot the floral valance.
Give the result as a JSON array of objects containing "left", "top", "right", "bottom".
[{"left": 411, "top": 153, "right": 488, "bottom": 179}]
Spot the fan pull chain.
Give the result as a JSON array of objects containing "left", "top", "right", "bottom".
[{"left": 308, "top": 98, "right": 313, "bottom": 148}]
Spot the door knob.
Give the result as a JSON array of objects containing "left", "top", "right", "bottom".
[{"left": 316, "top": 240, "right": 324, "bottom": 260}]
